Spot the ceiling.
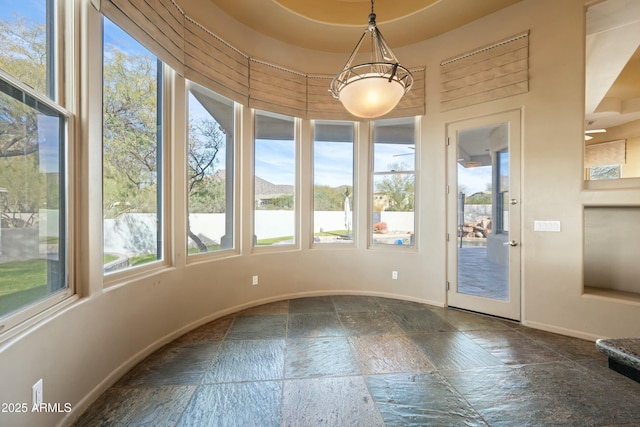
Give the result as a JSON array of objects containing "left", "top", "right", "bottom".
[
  {"left": 207, "top": 0, "right": 524, "bottom": 53},
  {"left": 206, "top": 0, "right": 640, "bottom": 135},
  {"left": 585, "top": 0, "right": 640, "bottom": 133}
]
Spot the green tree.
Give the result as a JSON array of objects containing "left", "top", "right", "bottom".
[
  {"left": 188, "top": 117, "right": 225, "bottom": 212},
  {"left": 0, "top": 15, "right": 48, "bottom": 228},
  {"left": 264, "top": 195, "right": 293, "bottom": 210},
  {"left": 0, "top": 14, "right": 47, "bottom": 95},
  {"left": 465, "top": 192, "right": 491, "bottom": 204},
  {"left": 314, "top": 185, "right": 352, "bottom": 211},
  {"left": 187, "top": 116, "right": 227, "bottom": 251},
  {"left": 377, "top": 162, "right": 414, "bottom": 212},
  {"left": 104, "top": 45, "right": 228, "bottom": 252},
  {"left": 0, "top": 155, "right": 44, "bottom": 228},
  {"left": 102, "top": 47, "right": 159, "bottom": 218}
]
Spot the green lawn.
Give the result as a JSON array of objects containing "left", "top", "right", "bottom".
[
  {"left": 187, "top": 244, "right": 222, "bottom": 255},
  {"left": 256, "top": 236, "right": 294, "bottom": 246},
  {"left": 0, "top": 285, "right": 48, "bottom": 318},
  {"left": 315, "top": 230, "right": 350, "bottom": 237},
  {"left": 0, "top": 259, "right": 48, "bottom": 318},
  {"left": 128, "top": 253, "right": 159, "bottom": 266},
  {"left": 0, "top": 259, "right": 47, "bottom": 297},
  {"left": 104, "top": 254, "right": 119, "bottom": 264}
]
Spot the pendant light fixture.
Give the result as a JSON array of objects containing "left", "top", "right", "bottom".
[{"left": 330, "top": 0, "right": 414, "bottom": 119}]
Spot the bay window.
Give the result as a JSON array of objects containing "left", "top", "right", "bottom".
[
  {"left": 372, "top": 118, "right": 416, "bottom": 246},
  {"left": 103, "top": 17, "right": 164, "bottom": 273}
]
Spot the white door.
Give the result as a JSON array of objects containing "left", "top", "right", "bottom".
[{"left": 446, "top": 110, "right": 521, "bottom": 320}]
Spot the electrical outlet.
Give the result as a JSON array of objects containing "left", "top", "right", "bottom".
[
  {"left": 392, "top": 271, "right": 398, "bottom": 280},
  {"left": 32, "top": 378, "right": 43, "bottom": 407},
  {"left": 252, "top": 275, "right": 259, "bottom": 285}
]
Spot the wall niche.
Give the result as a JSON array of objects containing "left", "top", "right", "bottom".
[{"left": 584, "top": 206, "right": 640, "bottom": 298}]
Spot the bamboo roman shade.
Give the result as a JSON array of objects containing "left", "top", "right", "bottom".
[
  {"left": 97, "top": 0, "right": 185, "bottom": 74},
  {"left": 184, "top": 18, "right": 249, "bottom": 105},
  {"left": 249, "top": 60, "right": 307, "bottom": 118},
  {"left": 585, "top": 140, "right": 626, "bottom": 168},
  {"left": 307, "top": 76, "right": 355, "bottom": 121},
  {"left": 94, "top": 0, "right": 426, "bottom": 120},
  {"left": 386, "top": 68, "right": 426, "bottom": 119},
  {"left": 440, "top": 32, "right": 529, "bottom": 111}
]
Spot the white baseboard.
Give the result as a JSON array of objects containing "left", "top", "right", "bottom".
[{"left": 522, "top": 320, "right": 602, "bottom": 342}]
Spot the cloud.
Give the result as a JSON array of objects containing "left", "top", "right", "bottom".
[
  {"left": 255, "top": 139, "right": 295, "bottom": 185},
  {"left": 314, "top": 141, "right": 353, "bottom": 187},
  {"left": 457, "top": 164, "right": 492, "bottom": 194}
]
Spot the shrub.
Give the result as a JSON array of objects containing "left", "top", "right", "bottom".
[{"left": 373, "top": 222, "right": 388, "bottom": 233}]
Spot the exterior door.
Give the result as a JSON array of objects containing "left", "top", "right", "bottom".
[{"left": 446, "top": 110, "right": 521, "bottom": 320}]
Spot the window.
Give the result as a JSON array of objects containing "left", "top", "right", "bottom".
[
  {"left": 372, "top": 118, "right": 416, "bottom": 246},
  {"left": 254, "top": 110, "right": 296, "bottom": 247},
  {"left": 0, "top": 0, "right": 69, "bottom": 322},
  {"left": 0, "top": 0, "right": 56, "bottom": 100},
  {"left": 103, "top": 18, "right": 164, "bottom": 273},
  {"left": 313, "top": 121, "right": 354, "bottom": 244},
  {"left": 584, "top": 139, "right": 627, "bottom": 181},
  {"left": 495, "top": 149, "right": 509, "bottom": 233},
  {"left": 589, "top": 165, "right": 621, "bottom": 180},
  {"left": 187, "top": 82, "right": 235, "bottom": 255}
]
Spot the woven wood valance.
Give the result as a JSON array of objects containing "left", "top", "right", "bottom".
[
  {"left": 95, "top": 0, "right": 426, "bottom": 120},
  {"left": 183, "top": 17, "right": 249, "bottom": 105},
  {"left": 98, "top": 0, "right": 185, "bottom": 74},
  {"left": 249, "top": 60, "right": 307, "bottom": 118},
  {"left": 440, "top": 32, "right": 529, "bottom": 111},
  {"left": 585, "top": 140, "right": 626, "bottom": 168}
]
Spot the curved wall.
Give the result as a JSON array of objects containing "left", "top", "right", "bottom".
[{"left": 2, "top": 1, "right": 640, "bottom": 426}]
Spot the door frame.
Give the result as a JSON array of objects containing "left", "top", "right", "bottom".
[{"left": 446, "top": 109, "right": 522, "bottom": 321}]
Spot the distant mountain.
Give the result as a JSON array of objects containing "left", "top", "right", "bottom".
[
  {"left": 214, "top": 170, "right": 351, "bottom": 199},
  {"left": 254, "top": 176, "right": 293, "bottom": 199}
]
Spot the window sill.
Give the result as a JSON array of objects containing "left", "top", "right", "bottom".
[
  {"left": 584, "top": 177, "right": 640, "bottom": 191},
  {"left": 583, "top": 286, "right": 640, "bottom": 306},
  {"left": 0, "top": 292, "right": 79, "bottom": 349}
]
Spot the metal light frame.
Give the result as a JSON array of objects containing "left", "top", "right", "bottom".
[{"left": 330, "top": 0, "right": 414, "bottom": 118}]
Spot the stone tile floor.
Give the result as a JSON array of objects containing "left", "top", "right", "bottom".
[{"left": 74, "top": 296, "right": 640, "bottom": 426}]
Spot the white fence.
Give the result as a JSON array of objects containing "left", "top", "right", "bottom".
[{"left": 103, "top": 210, "right": 416, "bottom": 256}]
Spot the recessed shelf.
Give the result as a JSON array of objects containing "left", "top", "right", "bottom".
[{"left": 584, "top": 206, "right": 640, "bottom": 297}]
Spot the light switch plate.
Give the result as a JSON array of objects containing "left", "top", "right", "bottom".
[{"left": 534, "top": 220, "right": 561, "bottom": 232}]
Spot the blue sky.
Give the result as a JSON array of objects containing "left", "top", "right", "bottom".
[
  {"left": 188, "top": 93, "right": 229, "bottom": 173},
  {"left": 1, "top": 3, "right": 493, "bottom": 193},
  {"left": 374, "top": 143, "right": 414, "bottom": 172},
  {"left": 0, "top": 1, "right": 45, "bottom": 22},
  {"left": 38, "top": 114, "right": 61, "bottom": 172},
  {"left": 104, "top": 17, "right": 153, "bottom": 57},
  {"left": 458, "top": 164, "right": 492, "bottom": 194},
  {"left": 255, "top": 140, "right": 295, "bottom": 185},
  {"left": 314, "top": 141, "right": 353, "bottom": 188}
]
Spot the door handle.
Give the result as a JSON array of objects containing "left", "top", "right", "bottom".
[{"left": 503, "top": 240, "right": 518, "bottom": 247}]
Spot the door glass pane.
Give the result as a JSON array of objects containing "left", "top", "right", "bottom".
[{"left": 457, "top": 124, "right": 509, "bottom": 300}]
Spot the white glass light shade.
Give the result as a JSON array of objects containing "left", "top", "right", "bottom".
[
  {"left": 338, "top": 74, "right": 405, "bottom": 118},
  {"left": 329, "top": 6, "right": 414, "bottom": 119}
]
